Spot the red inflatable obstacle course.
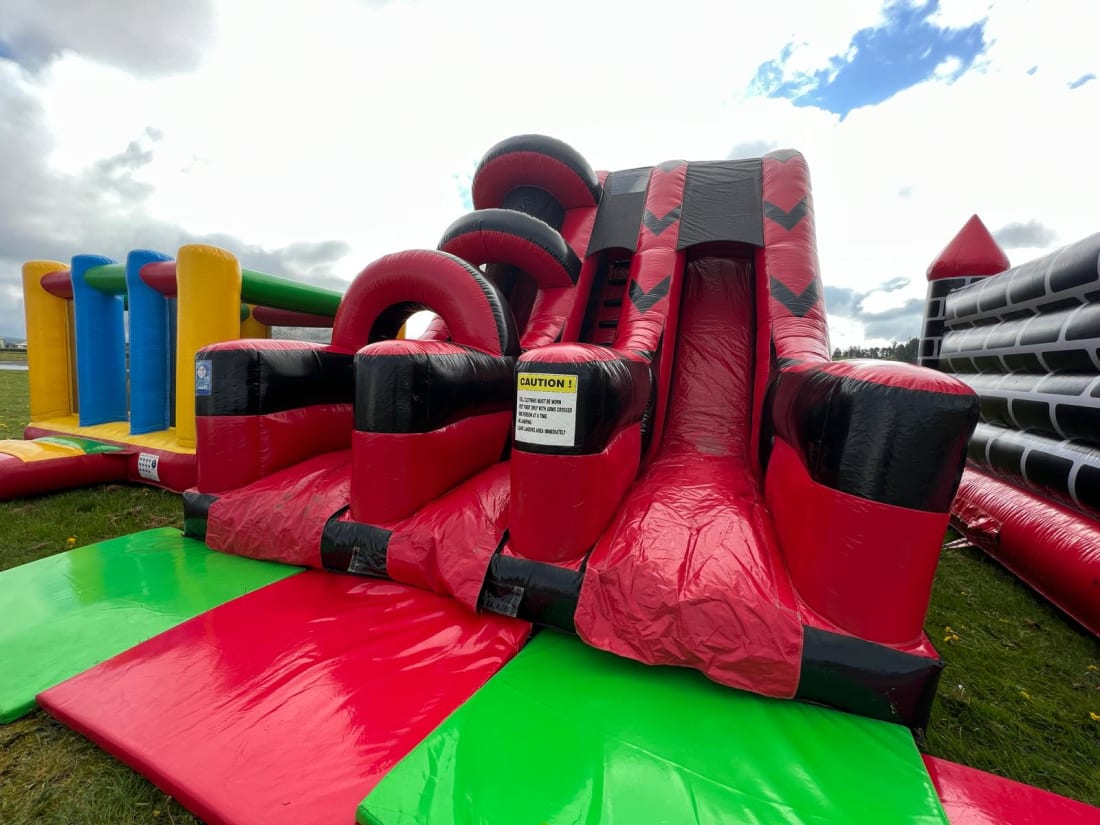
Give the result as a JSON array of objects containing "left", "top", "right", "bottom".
[
  {"left": 28, "top": 134, "right": 1100, "bottom": 824},
  {"left": 184, "top": 136, "right": 980, "bottom": 729},
  {"left": 920, "top": 219, "right": 1100, "bottom": 637}
]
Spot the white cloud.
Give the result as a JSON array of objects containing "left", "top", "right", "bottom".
[{"left": 1, "top": 0, "right": 1098, "bottom": 349}]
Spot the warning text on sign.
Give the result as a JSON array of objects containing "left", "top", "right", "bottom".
[{"left": 515, "top": 372, "right": 579, "bottom": 448}]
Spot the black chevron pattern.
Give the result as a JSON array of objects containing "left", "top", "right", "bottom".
[
  {"left": 629, "top": 276, "right": 671, "bottom": 313},
  {"left": 770, "top": 276, "right": 820, "bottom": 318},
  {"left": 642, "top": 206, "right": 681, "bottom": 236},
  {"left": 764, "top": 198, "right": 808, "bottom": 231}
]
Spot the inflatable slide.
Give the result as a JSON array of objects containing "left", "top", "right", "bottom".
[
  {"left": 0, "top": 245, "right": 341, "bottom": 500},
  {"left": 5, "top": 134, "right": 1095, "bottom": 823},
  {"left": 920, "top": 217, "right": 1100, "bottom": 637}
]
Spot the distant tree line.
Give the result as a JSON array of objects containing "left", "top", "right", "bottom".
[{"left": 831, "top": 337, "right": 919, "bottom": 364}]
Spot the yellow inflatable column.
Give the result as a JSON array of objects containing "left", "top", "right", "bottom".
[
  {"left": 175, "top": 245, "right": 242, "bottom": 449},
  {"left": 22, "top": 261, "right": 74, "bottom": 422},
  {"left": 240, "top": 306, "right": 270, "bottom": 340}
]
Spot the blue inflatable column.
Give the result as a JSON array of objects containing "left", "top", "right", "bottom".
[
  {"left": 71, "top": 254, "right": 127, "bottom": 426},
  {"left": 125, "top": 250, "right": 174, "bottom": 434}
]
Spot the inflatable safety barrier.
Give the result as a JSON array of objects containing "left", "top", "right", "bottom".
[
  {"left": 920, "top": 218, "right": 1100, "bottom": 637},
  {"left": 0, "top": 246, "right": 342, "bottom": 499}
]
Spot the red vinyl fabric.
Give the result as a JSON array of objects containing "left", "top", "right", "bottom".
[
  {"left": 757, "top": 149, "right": 830, "bottom": 364},
  {"left": 766, "top": 438, "right": 951, "bottom": 646},
  {"left": 385, "top": 461, "right": 511, "bottom": 610},
  {"left": 509, "top": 424, "right": 642, "bottom": 565},
  {"left": 924, "top": 756, "right": 1100, "bottom": 824},
  {"left": 19, "top": 426, "right": 197, "bottom": 493},
  {"left": 925, "top": 215, "right": 1011, "bottom": 280},
  {"left": 952, "top": 468, "right": 1100, "bottom": 637},
  {"left": 197, "top": 404, "right": 352, "bottom": 493},
  {"left": 332, "top": 250, "right": 514, "bottom": 356},
  {"left": 0, "top": 450, "right": 127, "bottom": 499},
  {"left": 39, "top": 573, "right": 530, "bottom": 825},
  {"left": 351, "top": 411, "right": 511, "bottom": 524},
  {"left": 575, "top": 257, "right": 803, "bottom": 698},
  {"left": 207, "top": 450, "right": 352, "bottom": 566}
]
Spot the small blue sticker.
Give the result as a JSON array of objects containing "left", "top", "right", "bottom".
[{"left": 195, "top": 359, "right": 212, "bottom": 396}]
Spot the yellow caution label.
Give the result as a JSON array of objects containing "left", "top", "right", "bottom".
[{"left": 517, "top": 373, "right": 578, "bottom": 393}]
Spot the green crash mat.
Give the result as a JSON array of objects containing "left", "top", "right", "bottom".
[
  {"left": 360, "top": 631, "right": 949, "bottom": 825},
  {"left": 0, "top": 527, "right": 298, "bottom": 723}
]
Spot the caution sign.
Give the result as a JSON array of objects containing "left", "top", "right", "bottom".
[{"left": 516, "top": 372, "right": 578, "bottom": 447}]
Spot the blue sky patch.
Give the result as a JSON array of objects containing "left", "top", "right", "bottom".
[
  {"left": 0, "top": 40, "right": 14, "bottom": 63},
  {"left": 751, "top": 0, "right": 987, "bottom": 117},
  {"left": 1068, "top": 73, "right": 1096, "bottom": 89}
]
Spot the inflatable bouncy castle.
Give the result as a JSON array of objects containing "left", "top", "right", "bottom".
[
  {"left": 0, "top": 246, "right": 341, "bottom": 499},
  {"left": 4, "top": 136, "right": 1097, "bottom": 824},
  {"left": 177, "top": 135, "right": 983, "bottom": 727},
  {"left": 920, "top": 218, "right": 1100, "bottom": 637}
]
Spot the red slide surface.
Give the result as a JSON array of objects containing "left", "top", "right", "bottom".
[
  {"left": 575, "top": 255, "right": 804, "bottom": 697},
  {"left": 40, "top": 573, "right": 529, "bottom": 825}
]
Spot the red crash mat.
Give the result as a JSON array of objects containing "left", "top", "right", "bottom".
[
  {"left": 40, "top": 572, "right": 530, "bottom": 825},
  {"left": 924, "top": 755, "right": 1100, "bottom": 824}
]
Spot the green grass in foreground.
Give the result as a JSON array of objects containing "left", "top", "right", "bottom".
[{"left": 0, "top": 370, "right": 1097, "bottom": 822}]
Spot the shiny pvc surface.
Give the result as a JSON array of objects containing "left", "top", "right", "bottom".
[
  {"left": 0, "top": 528, "right": 296, "bottom": 723},
  {"left": 332, "top": 249, "right": 518, "bottom": 356},
  {"left": 359, "top": 631, "right": 948, "bottom": 825},
  {"left": 575, "top": 258, "right": 803, "bottom": 697},
  {"left": 767, "top": 438, "right": 951, "bottom": 646},
  {"left": 924, "top": 756, "right": 1100, "bottom": 824},
  {"left": 770, "top": 359, "right": 979, "bottom": 512},
  {"left": 207, "top": 450, "right": 353, "bottom": 566},
  {"left": 952, "top": 468, "right": 1100, "bottom": 637},
  {"left": 758, "top": 149, "right": 830, "bottom": 364},
  {"left": 471, "top": 134, "right": 602, "bottom": 210},
  {"left": 925, "top": 215, "right": 1010, "bottom": 280},
  {"left": 40, "top": 573, "right": 529, "bottom": 825},
  {"left": 0, "top": 447, "right": 127, "bottom": 500}
]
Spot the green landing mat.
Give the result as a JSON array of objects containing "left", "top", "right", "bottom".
[
  {"left": 359, "top": 631, "right": 948, "bottom": 825},
  {"left": 0, "top": 527, "right": 299, "bottom": 723}
]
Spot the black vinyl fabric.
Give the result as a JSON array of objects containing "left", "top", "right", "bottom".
[
  {"left": 438, "top": 208, "right": 582, "bottom": 285},
  {"left": 796, "top": 627, "right": 943, "bottom": 731},
  {"left": 968, "top": 421, "right": 1100, "bottom": 515},
  {"left": 320, "top": 508, "right": 391, "bottom": 576},
  {"left": 770, "top": 367, "right": 980, "bottom": 511},
  {"left": 355, "top": 347, "right": 515, "bottom": 433},
  {"left": 513, "top": 356, "right": 652, "bottom": 454},
  {"left": 587, "top": 168, "right": 651, "bottom": 255},
  {"left": 477, "top": 553, "right": 583, "bottom": 631},
  {"left": 182, "top": 491, "right": 217, "bottom": 538},
  {"left": 475, "top": 134, "right": 603, "bottom": 208},
  {"left": 195, "top": 347, "right": 354, "bottom": 417},
  {"left": 500, "top": 186, "right": 565, "bottom": 230},
  {"left": 677, "top": 160, "right": 764, "bottom": 249},
  {"left": 945, "top": 232, "right": 1100, "bottom": 323}
]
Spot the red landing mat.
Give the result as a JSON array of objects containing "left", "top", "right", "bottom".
[
  {"left": 40, "top": 572, "right": 530, "bottom": 825},
  {"left": 924, "top": 755, "right": 1100, "bottom": 824}
]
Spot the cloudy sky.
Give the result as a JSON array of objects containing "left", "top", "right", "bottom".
[{"left": 1, "top": 0, "right": 1096, "bottom": 348}]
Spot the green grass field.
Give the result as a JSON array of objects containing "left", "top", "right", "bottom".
[
  {"left": 0, "top": 349, "right": 28, "bottom": 363},
  {"left": 0, "top": 369, "right": 1097, "bottom": 822}
]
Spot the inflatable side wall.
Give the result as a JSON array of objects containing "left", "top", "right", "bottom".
[{"left": 921, "top": 222, "right": 1100, "bottom": 636}]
